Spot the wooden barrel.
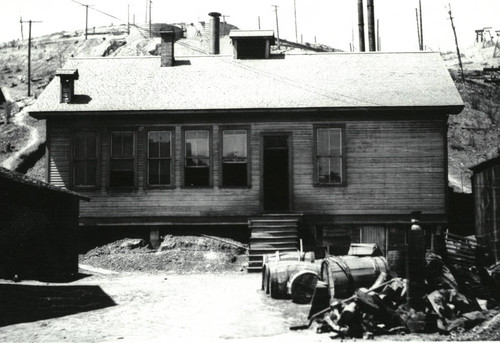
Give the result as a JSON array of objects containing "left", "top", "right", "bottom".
[
  {"left": 289, "top": 269, "right": 320, "bottom": 304},
  {"left": 261, "top": 251, "right": 315, "bottom": 291},
  {"left": 320, "top": 256, "right": 389, "bottom": 300},
  {"left": 262, "top": 251, "right": 315, "bottom": 265},
  {"left": 267, "top": 260, "right": 321, "bottom": 299}
]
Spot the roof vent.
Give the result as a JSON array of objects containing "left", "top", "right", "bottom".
[
  {"left": 159, "top": 30, "right": 175, "bottom": 67},
  {"left": 229, "top": 30, "right": 275, "bottom": 59},
  {"left": 56, "top": 69, "right": 79, "bottom": 103}
]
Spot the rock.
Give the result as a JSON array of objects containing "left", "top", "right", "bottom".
[{"left": 120, "top": 239, "right": 145, "bottom": 249}]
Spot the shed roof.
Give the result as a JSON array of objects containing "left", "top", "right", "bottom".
[
  {"left": 0, "top": 167, "right": 89, "bottom": 200},
  {"left": 30, "top": 52, "right": 464, "bottom": 117}
]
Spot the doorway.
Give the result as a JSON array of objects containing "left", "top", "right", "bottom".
[{"left": 263, "top": 135, "right": 290, "bottom": 212}]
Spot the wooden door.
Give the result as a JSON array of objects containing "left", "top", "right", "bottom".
[{"left": 263, "top": 135, "right": 290, "bottom": 212}]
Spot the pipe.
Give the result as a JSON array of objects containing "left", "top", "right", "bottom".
[
  {"left": 367, "top": 0, "right": 375, "bottom": 51},
  {"left": 357, "top": 0, "right": 365, "bottom": 52}
]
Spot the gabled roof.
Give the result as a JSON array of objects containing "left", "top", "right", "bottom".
[
  {"left": 0, "top": 167, "right": 89, "bottom": 200},
  {"left": 30, "top": 52, "right": 464, "bottom": 117}
]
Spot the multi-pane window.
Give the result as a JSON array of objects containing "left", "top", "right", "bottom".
[
  {"left": 148, "top": 131, "right": 172, "bottom": 186},
  {"left": 74, "top": 132, "right": 97, "bottom": 187},
  {"left": 222, "top": 130, "right": 248, "bottom": 187},
  {"left": 185, "top": 130, "right": 210, "bottom": 186},
  {"left": 110, "top": 131, "right": 135, "bottom": 187},
  {"left": 316, "top": 127, "right": 344, "bottom": 185}
]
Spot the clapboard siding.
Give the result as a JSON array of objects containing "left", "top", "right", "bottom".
[
  {"left": 47, "top": 115, "right": 448, "bottom": 223},
  {"left": 48, "top": 126, "right": 71, "bottom": 189}
]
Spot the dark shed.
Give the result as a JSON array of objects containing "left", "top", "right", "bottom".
[
  {"left": 0, "top": 167, "right": 88, "bottom": 280},
  {"left": 471, "top": 155, "right": 500, "bottom": 263}
]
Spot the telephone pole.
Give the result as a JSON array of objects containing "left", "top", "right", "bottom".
[
  {"left": 272, "top": 5, "right": 280, "bottom": 49},
  {"left": 149, "top": 0, "right": 152, "bottom": 37},
  {"left": 127, "top": 4, "right": 130, "bottom": 35},
  {"left": 448, "top": 3, "right": 465, "bottom": 83},
  {"left": 293, "top": 0, "right": 298, "bottom": 43},
  {"left": 20, "top": 19, "right": 42, "bottom": 97},
  {"left": 20, "top": 17, "right": 24, "bottom": 40},
  {"left": 419, "top": 0, "right": 424, "bottom": 50}
]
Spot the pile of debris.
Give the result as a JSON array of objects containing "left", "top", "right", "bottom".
[{"left": 285, "top": 250, "right": 499, "bottom": 339}]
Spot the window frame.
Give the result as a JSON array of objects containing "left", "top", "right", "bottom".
[
  {"left": 72, "top": 130, "right": 100, "bottom": 190},
  {"left": 219, "top": 126, "right": 251, "bottom": 188},
  {"left": 181, "top": 126, "right": 213, "bottom": 188},
  {"left": 108, "top": 130, "right": 138, "bottom": 189},
  {"left": 146, "top": 128, "right": 175, "bottom": 189},
  {"left": 313, "top": 124, "right": 347, "bottom": 187}
]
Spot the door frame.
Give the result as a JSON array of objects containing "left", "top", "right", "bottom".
[{"left": 259, "top": 132, "right": 294, "bottom": 213}]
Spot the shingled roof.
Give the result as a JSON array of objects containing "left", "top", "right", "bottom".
[
  {"left": 30, "top": 52, "right": 464, "bottom": 117},
  {"left": 0, "top": 167, "right": 89, "bottom": 200}
]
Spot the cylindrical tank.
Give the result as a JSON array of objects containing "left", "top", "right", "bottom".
[
  {"left": 320, "top": 256, "right": 389, "bottom": 300},
  {"left": 266, "top": 260, "right": 321, "bottom": 299}
]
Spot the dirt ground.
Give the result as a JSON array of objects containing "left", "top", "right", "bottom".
[
  {"left": 0, "top": 272, "right": 321, "bottom": 343},
  {"left": 3, "top": 270, "right": 499, "bottom": 343},
  {"left": 2, "top": 233, "right": 500, "bottom": 342}
]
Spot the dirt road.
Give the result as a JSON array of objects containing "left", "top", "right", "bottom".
[{"left": 0, "top": 271, "right": 329, "bottom": 343}]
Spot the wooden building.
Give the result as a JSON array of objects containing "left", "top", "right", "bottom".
[
  {"left": 0, "top": 167, "right": 88, "bottom": 280},
  {"left": 29, "top": 30, "right": 464, "bottom": 270},
  {"left": 471, "top": 155, "right": 500, "bottom": 263}
]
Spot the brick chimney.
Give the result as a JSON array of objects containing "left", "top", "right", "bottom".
[
  {"left": 159, "top": 30, "right": 175, "bottom": 67},
  {"left": 208, "top": 12, "right": 221, "bottom": 55},
  {"left": 56, "top": 69, "right": 79, "bottom": 103}
]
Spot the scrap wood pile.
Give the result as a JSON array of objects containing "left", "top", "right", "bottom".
[{"left": 261, "top": 248, "right": 499, "bottom": 339}]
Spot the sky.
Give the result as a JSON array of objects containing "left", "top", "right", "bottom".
[{"left": 0, "top": 0, "right": 499, "bottom": 52}]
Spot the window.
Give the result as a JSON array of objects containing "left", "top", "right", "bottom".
[
  {"left": 184, "top": 130, "right": 210, "bottom": 187},
  {"left": 147, "top": 131, "right": 172, "bottom": 186},
  {"left": 316, "top": 127, "right": 345, "bottom": 185},
  {"left": 110, "top": 131, "right": 135, "bottom": 187},
  {"left": 222, "top": 129, "right": 248, "bottom": 187},
  {"left": 74, "top": 132, "right": 97, "bottom": 187}
]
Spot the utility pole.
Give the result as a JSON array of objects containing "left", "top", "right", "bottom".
[
  {"left": 419, "top": 0, "right": 424, "bottom": 50},
  {"left": 293, "top": 0, "right": 298, "bottom": 43},
  {"left": 149, "top": 0, "right": 152, "bottom": 38},
  {"left": 20, "top": 19, "right": 42, "bottom": 97},
  {"left": 258, "top": 16, "right": 261, "bottom": 30},
  {"left": 127, "top": 4, "right": 130, "bottom": 35},
  {"left": 20, "top": 17, "right": 24, "bottom": 40},
  {"left": 85, "top": 5, "right": 89, "bottom": 39},
  {"left": 415, "top": 8, "right": 422, "bottom": 50},
  {"left": 448, "top": 3, "right": 465, "bottom": 83},
  {"left": 377, "top": 19, "right": 381, "bottom": 51},
  {"left": 272, "top": 5, "right": 280, "bottom": 49}
]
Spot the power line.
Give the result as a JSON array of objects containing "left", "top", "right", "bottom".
[{"left": 70, "top": 0, "right": 126, "bottom": 24}]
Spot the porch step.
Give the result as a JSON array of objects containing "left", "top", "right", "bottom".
[{"left": 248, "top": 215, "right": 301, "bottom": 273}]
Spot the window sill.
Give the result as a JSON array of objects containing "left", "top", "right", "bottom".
[
  {"left": 218, "top": 185, "right": 252, "bottom": 189},
  {"left": 313, "top": 183, "right": 347, "bottom": 187},
  {"left": 106, "top": 187, "right": 139, "bottom": 192},
  {"left": 180, "top": 185, "right": 214, "bottom": 189},
  {"left": 146, "top": 185, "right": 176, "bottom": 190}
]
